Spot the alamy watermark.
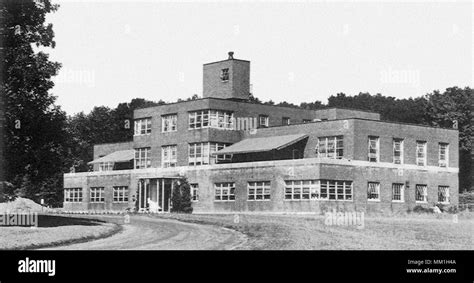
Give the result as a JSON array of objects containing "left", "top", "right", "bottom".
[
  {"left": 0, "top": 212, "right": 38, "bottom": 227},
  {"left": 324, "top": 209, "right": 364, "bottom": 229},
  {"left": 380, "top": 67, "right": 420, "bottom": 88},
  {"left": 54, "top": 67, "right": 96, "bottom": 88}
]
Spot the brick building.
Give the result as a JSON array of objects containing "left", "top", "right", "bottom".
[{"left": 63, "top": 52, "right": 459, "bottom": 213}]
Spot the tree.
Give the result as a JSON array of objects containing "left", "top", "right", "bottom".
[
  {"left": 424, "top": 87, "right": 473, "bottom": 191},
  {"left": 170, "top": 177, "right": 193, "bottom": 213},
  {"left": 1, "top": 0, "right": 69, "bottom": 206}
]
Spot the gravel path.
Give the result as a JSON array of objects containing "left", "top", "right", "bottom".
[{"left": 44, "top": 215, "right": 247, "bottom": 250}]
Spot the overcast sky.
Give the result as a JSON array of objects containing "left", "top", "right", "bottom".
[{"left": 46, "top": 0, "right": 473, "bottom": 115}]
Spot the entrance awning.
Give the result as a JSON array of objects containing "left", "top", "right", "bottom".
[
  {"left": 213, "top": 134, "right": 308, "bottom": 155},
  {"left": 87, "top": 149, "right": 135, "bottom": 164}
]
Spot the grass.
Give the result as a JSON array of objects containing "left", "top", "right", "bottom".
[
  {"left": 152, "top": 212, "right": 474, "bottom": 250},
  {"left": 0, "top": 215, "right": 121, "bottom": 250}
]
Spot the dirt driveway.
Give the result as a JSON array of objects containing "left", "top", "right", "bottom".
[{"left": 44, "top": 215, "right": 247, "bottom": 250}]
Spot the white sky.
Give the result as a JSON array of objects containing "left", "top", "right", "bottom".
[{"left": 45, "top": 0, "right": 473, "bottom": 115}]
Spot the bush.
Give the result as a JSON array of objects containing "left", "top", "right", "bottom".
[
  {"left": 170, "top": 178, "right": 193, "bottom": 214},
  {"left": 413, "top": 205, "right": 432, "bottom": 213}
]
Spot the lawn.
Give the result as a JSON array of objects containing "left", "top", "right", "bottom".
[
  {"left": 155, "top": 212, "right": 474, "bottom": 250},
  {"left": 0, "top": 215, "right": 121, "bottom": 250}
]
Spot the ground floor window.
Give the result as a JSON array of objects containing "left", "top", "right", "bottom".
[
  {"left": 191, "top": 183, "right": 199, "bottom": 202},
  {"left": 65, "top": 188, "right": 83, "bottom": 203},
  {"left": 415, "top": 185, "right": 428, "bottom": 203},
  {"left": 367, "top": 182, "right": 380, "bottom": 201},
  {"left": 392, "top": 183, "right": 404, "bottom": 202},
  {"left": 113, "top": 186, "right": 129, "bottom": 203},
  {"left": 90, "top": 187, "right": 105, "bottom": 203},
  {"left": 214, "top": 182, "right": 235, "bottom": 201},
  {"left": 438, "top": 186, "right": 449, "bottom": 204},
  {"left": 248, "top": 181, "right": 271, "bottom": 201},
  {"left": 161, "top": 145, "right": 177, "bottom": 168},
  {"left": 284, "top": 180, "right": 352, "bottom": 201}
]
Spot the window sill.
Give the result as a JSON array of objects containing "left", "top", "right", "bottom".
[
  {"left": 284, "top": 199, "right": 353, "bottom": 202},
  {"left": 368, "top": 199, "right": 380, "bottom": 202},
  {"left": 247, "top": 199, "right": 271, "bottom": 202},
  {"left": 415, "top": 201, "right": 428, "bottom": 204},
  {"left": 391, "top": 200, "right": 405, "bottom": 203},
  {"left": 214, "top": 200, "right": 235, "bottom": 202}
]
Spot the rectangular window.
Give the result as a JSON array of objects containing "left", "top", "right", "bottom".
[
  {"left": 134, "top": 147, "right": 151, "bottom": 169},
  {"left": 315, "top": 136, "right": 344, "bottom": 159},
  {"left": 282, "top": 117, "right": 290, "bottom": 126},
  {"left": 368, "top": 136, "right": 379, "bottom": 162},
  {"left": 90, "top": 187, "right": 105, "bottom": 203},
  {"left": 248, "top": 181, "right": 271, "bottom": 201},
  {"left": 220, "top": 68, "right": 229, "bottom": 81},
  {"left": 113, "top": 186, "right": 129, "bottom": 203},
  {"left": 284, "top": 180, "right": 352, "bottom": 201},
  {"left": 161, "top": 145, "right": 177, "bottom": 168},
  {"left": 189, "top": 110, "right": 233, "bottom": 130},
  {"left": 259, "top": 115, "right": 269, "bottom": 127},
  {"left": 439, "top": 143, "right": 449, "bottom": 168},
  {"left": 134, "top": 118, "right": 152, "bottom": 136},
  {"left": 162, "top": 114, "right": 177, "bottom": 132},
  {"left": 438, "top": 186, "right": 449, "bottom": 203},
  {"left": 392, "top": 183, "right": 404, "bottom": 202},
  {"left": 188, "top": 142, "right": 231, "bottom": 166},
  {"left": 99, "top": 162, "right": 114, "bottom": 171},
  {"left": 415, "top": 185, "right": 428, "bottom": 202},
  {"left": 416, "top": 141, "right": 427, "bottom": 166},
  {"left": 190, "top": 184, "right": 199, "bottom": 202},
  {"left": 64, "top": 188, "right": 83, "bottom": 203},
  {"left": 367, "top": 182, "right": 380, "bottom": 201},
  {"left": 214, "top": 182, "right": 235, "bottom": 201},
  {"left": 393, "top": 139, "right": 404, "bottom": 164}
]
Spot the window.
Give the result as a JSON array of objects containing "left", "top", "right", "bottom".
[
  {"left": 134, "top": 148, "right": 151, "bottom": 169},
  {"left": 99, "top": 162, "right": 114, "bottom": 171},
  {"left": 113, "top": 186, "right": 129, "bottom": 203},
  {"left": 162, "top": 114, "right": 177, "bottom": 132},
  {"left": 393, "top": 139, "right": 404, "bottom": 164},
  {"left": 134, "top": 118, "right": 151, "bottom": 135},
  {"left": 190, "top": 184, "right": 199, "bottom": 202},
  {"left": 415, "top": 185, "right": 428, "bottom": 202},
  {"left": 189, "top": 110, "right": 234, "bottom": 130},
  {"left": 90, "top": 187, "right": 105, "bottom": 203},
  {"left": 303, "top": 119, "right": 312, "bottom": 123},
  {"left": 220, "top": 68, "right": 229, "bottom": 81},
  {"left": 367, "top": 182, "right": 380, "bottom": 201},
  {"left": 248, "top": 181, "right": 271, "bottom": 201},
  {"left": 284, "top": 180, "right": 352, "bottom": 201},
  {"left": 438, "top": 186, "right": 449, "bottom": 203},
  {"left": 439, "top": 143, "right": 449, "bottom": 167},
  {"left": 214, "top": 182, "right": 235, "bottom": 201},
  {"left": 416, "top": 141, "right": 427, "bottom": 166},
  {"left": 315, "top": 136, "right": 344, "bottom": 159},
  {"left": 392, "top": 183, "right": 404, "bottom": 202},
  {"left": 282, "top": 117, "right": 290, "bottom": 125},
  {"left": 368, "top": 136, "right": 379, "bottom": 162},
  {"left": 161, "top": 145, "right": 177, "bottom": 168},
  {"left": 189, "top": 142, "right": 231, "bottom": 166},
  {"left": 64, "top": 188, "right": 82, "bottom": 203},
  {"left": 259, "top": 115, "right": 269, "bottom": 127}
]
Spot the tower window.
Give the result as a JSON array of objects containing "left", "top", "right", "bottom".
[{"left": 220, "top": 68, "right": 229, "bottom": 81}]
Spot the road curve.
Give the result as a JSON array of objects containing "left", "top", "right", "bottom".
[{"left": 44, "top": 215, "right": 247, "bottom": 250}]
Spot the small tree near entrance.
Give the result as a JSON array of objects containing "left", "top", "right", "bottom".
[{"left": 171, "top": 178, "right": 193, "bottom": 213}]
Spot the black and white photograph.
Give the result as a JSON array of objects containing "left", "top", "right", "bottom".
[{"left": 0, "top": 0, "right": 472, "bottom": 281}]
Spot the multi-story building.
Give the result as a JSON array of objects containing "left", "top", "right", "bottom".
[{"left": 63, "top": 52, "right": 459, "bottom": 213}]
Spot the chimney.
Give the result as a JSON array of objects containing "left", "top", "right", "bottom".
[{"left": 228, "top": 51, "right": 234, "bottom": 60}]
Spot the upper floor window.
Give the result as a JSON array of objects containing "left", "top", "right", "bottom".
[
  {"left": 99, "top": 162, "right": 114, "bottom": 171},
  {"left": 161, "top": 145, "right": 177, "bottom": 168},
  {"left": 134, "top": 118, "right": 151, "bottom": 136},
  {"left": 282, "top": 117, "right": 290, "bottom": 126},
  {"left": 368, "top": 136, "right": 379, "bottom": 162},
  {"left": 416, "top": 141, "right": 427, "bottom": 166},
  {"left": 415, "top": 184, "right": 428, "bottom": 202},
  {"left": 220, "top": 68, "right": 229, "bottom": 81},
  {"left": 259, "top": 115, "right": 269, "bottom": 127},
  {"left": 64, "top": 188, "right": 82, "bottom": 203},
  {"left": 367, "top": 182, "right": 380, "bottom": 201},
  {"left": 439, "top": 143, "right": 449, "bottom": 167},
  {"left": 248, "top": 181, "right": 271, "bottom": 201},
  {"left": 189, "top": 110, "right": 233, "bottom": 130},
  {"left": 162, "top": 114, "right": 177, "bottom": 132},
  {"left": 188, "top": 142, "right": 231, "bottom": 166},
  {"left": 135, "top": 147, "right": 151, "bottom": 169},
  {"left": 438, "top": 186, "right": 449, "bottom": 204},
  {"left": 393, "top": 138, "right": 404, "bottom": 164},
  {"left": 90, "top": 187, "right": 105, "bottom": 203},
  {"left": 315, "top": 136, "right": 343, "bottom": 159},
  {"left": 190, "top": 183, "right": 199, "bottom": 202}
]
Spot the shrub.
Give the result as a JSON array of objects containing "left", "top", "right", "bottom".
[
  {"left": 170, "top": 178, "right": 193, "bottom": 214},
  {"left": 413, "top": 205, "right": 432, "bottom": 213}
]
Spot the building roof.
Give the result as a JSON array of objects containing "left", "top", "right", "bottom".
[
  {"left": 88, "top": 150, "right": 135, "bottom": 164},
  {"left": 213, "top": 134, "right": 308, "bottom": 155}
]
